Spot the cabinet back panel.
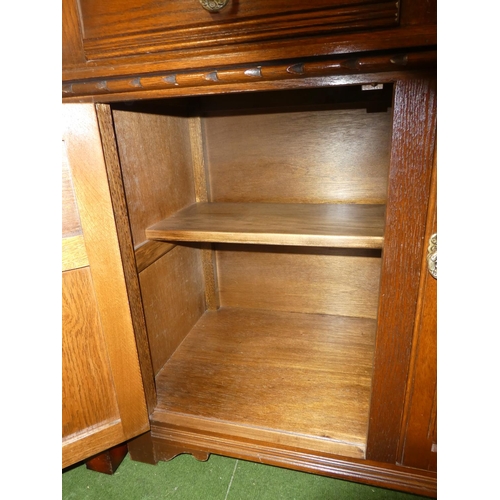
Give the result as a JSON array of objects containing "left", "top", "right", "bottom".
[
  {"left": 217, "top": 245, "right": 382, "bottom": 319},
  {"left": 139, "top": 245, "right": 206, "bottom": 375},
  {"left": 204, "top": 108, "right": 392, "bottom": 204},
  {"left": 112, "top": 109, "right": 196, "bottom": 248}
]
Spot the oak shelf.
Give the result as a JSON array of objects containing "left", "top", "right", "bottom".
[
  {"left": 146, "top": 202, "right": 386, "bottom": 248},
  {"left": 153, "top": 307, "right": 376, "bottom": 459}
]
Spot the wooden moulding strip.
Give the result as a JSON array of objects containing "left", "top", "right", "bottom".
[
  {"left": 62, "top": 50, "right": 436, "bottom": 102},
  {"left": 149, "top": 423, "right": 437, "bottom": 497}
]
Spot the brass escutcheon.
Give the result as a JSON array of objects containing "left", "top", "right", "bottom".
[
  {"left": 427, "top": 233, "right": 437, "bottom": 279},
  {"left": 199, "top": 0, "right": 230, "bottom": 12}
]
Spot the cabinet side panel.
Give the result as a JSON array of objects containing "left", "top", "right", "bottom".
[
  {"left": 217, "top": 245, "right": 382, "bottom": 319},
  {"left": 205, "top": 108, "right": 391, "bottom": 204},
  {"left": 112, "top": 110, "right": 196, "bottom": 248},
  {"left": 62, "top": 267, "right": 120, "bottom": 438},
  {"left": 139, "top": 245, "right": 206, "bottom": 375}
]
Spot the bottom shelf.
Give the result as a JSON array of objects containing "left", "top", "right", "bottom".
[{"left": 153, "top": 307, "right": 376, "bottom": 459}]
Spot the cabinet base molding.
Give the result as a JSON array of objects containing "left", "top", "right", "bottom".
[{"left": 128, "top": 426, "right": 436, "bottom": 497}]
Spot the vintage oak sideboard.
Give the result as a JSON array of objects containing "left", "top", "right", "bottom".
[{"left": 62, "top": 0, "right": 437, "bottom": 495}]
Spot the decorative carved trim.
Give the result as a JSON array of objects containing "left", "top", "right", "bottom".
[{"left": 62, "top": 50, "right": 436, "bottom": 101}]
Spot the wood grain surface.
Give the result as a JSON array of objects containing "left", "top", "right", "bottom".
[
  {"left": 398, "top": 147, "right": 437, "bottom": 471},
  {"left": 139, "top": 245, "right": 206, "bottom": 375},
  {"left": 77, "top": 0, "right": 399, "bottom": 60},
  {"left": 146, "top": 202, "right": 385, "bottom": 248},
  {"left": 155, "top": 307, "right": 376, "bottom": 459},
  {"left": 62, "top": 140, "right": 82, "bottom": 238},
  {"left": 112, "top": 109, "right": 196, "bottom": 248},
  {"left": 62, "top": 103, "right": 150, "bottom": 467},
  {"left": 62, "top": 235, "right": 89, "bottom": 271},
  {"left": 217, "top": 244, "right": 381, "bottom": 319},
  {"left": 366, "top": 78, "right": 436, "bottom": 463},
  {"left": 62, "top": 267, "right": 120, "bottom": 439},
  {"left": 205, "top": 107, "right": 391, "bottom": 204}
]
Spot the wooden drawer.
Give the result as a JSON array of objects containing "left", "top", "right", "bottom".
[{"left": 78, "top": 0, "right": 400, "bottom": 60}]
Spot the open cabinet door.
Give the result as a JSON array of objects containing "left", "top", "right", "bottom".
[
  {"left": 62, "top": 103, "right": 150, "bottom": 468},
  {"left": 398, "top": 146, "right": 437, "bottom": 471}
]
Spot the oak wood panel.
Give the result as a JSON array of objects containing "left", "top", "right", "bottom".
[
  {"left": 62, "top": 235, "right": 89, "bottom": 271},
  {"left": 62, "top": 140, "right": 82, "bottom": 238},
  {"left": 217, "top": 245, "right": 381, "bottom": 319},
  {"left": 366, "top": 78, "right": 436, "bottom": 463},
  {"left": 155, "top": 307, "right": 376, "bottom": 458},
  {"left": 95, "top": 103, "right": 157, "bottom": 413},
  {"left": 205, "top": 107, "right": 391, "bottom": 204},
  {"left": 62, "top": 104, "right": 150, "bottom": 467},
  {"left": 78, "top": 0, "right": 399, "bottom": 60},
  {"left": 398, "top": 152, "right": 437, "bottom": 471},
  {"left": 112, "top": 109, "right": 196, "bottom": 248},
  {"left": 139, "top": 245, "right": 206, "bottom": 375},
  {"left": 147, "top": 202, "right": 385, "bottom": 248},
  {"left": 62, "top": 267, "right": 120, "bottom": 439}
]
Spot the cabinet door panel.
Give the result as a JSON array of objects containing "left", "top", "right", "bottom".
[
  {"left": 366, "top": 78, "right": 436, "bottom": 464},
  {"left": 399, "top": 152, "right": 437, "bottom": 471},
  {"left": 62, "top": 104, "right": 149, "bottom": 469}
]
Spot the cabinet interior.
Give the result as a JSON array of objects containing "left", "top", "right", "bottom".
[{"left": 110, "top": 84, "right": 394, "bottom": 460}]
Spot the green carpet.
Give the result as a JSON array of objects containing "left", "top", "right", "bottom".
[{"left": 62, "top": 453, "right": 430, "bottom": 499}]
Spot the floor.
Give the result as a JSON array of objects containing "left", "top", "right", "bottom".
[{"left": 62, "top": 452, "right": 431, "bottom": 499}]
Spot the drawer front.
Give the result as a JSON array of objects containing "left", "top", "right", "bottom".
[{"left": 79, "top": 0, "right": 400, "bottom": 60}]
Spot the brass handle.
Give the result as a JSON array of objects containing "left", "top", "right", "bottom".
[
  {"left": 427, "top": 233, "right": 437, "bottom": 279},
  {"left": 199, "top": 0, "right": 229, "bottom": 12}
]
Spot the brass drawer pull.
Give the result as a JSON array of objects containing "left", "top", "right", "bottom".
[
  {"left": 199, "top": 0, "right": 229, "bottom": 12},
  {"left": 427, "top": 233, "right": 437, "bottom": 279}
]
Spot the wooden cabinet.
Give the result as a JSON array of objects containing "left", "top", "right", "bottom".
[{"left": 62, "top": 0, "right": 437, "bottom": 495}]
